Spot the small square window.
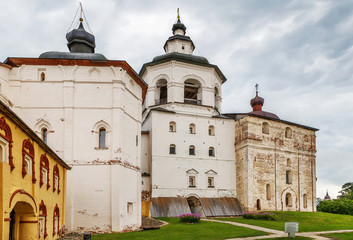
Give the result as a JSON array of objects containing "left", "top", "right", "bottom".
[
  {"left": 189, "top": 176, "right": 196, "bottom": 187},
  {"left": 208, "top": 177, "right": 214, "bottom": 188}
]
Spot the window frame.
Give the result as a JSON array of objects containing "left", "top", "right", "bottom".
[
  {"left": 53, "top": 164, "right": 60, "bottom": 194},
  {"left": 208, "top": 147, "right": 215, "bottom": 157},
  {"left": 22, "top": 139, "right": 36, "bottom": 183},
  {"left": 40, "top": 154, "right": 50, "bottom": 190},
  {"left": 189, "top": 145, "right": 195, "bottom": 155},
  {"left": 39, "top": 200, "right": 48, "bottom": 238},
  {"left": 169, "top": 144, "right": 176, "bottom": 154}
]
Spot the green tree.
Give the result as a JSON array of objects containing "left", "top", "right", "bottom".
[{"left": 338, "top": 182, "right": 353, "bottom": 200}]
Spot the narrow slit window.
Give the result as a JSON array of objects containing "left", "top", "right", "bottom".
[
  {"left": 99, "top": 128, "right": 106, "bottom": 148},
  {"left": 41, "top": 128, "right": 48, "bottom": 144}
]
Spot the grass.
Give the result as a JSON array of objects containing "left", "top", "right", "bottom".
[
  {"left": 265, "top": 237, "right": 313, "bottom": 240},
  {"left": 320, "top": 232, "right": 353, "bottom": 239},
  {"left": 215, "top": 211, "right": 353, "bottom": 232},
  {"left": 92, "top": 217, "right": 268, "bottom": 240}
]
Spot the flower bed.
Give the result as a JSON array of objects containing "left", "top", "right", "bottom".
[
  {"left": 243, "top": 212, "right": 276, "bottom": 220},
  {"left": 179, "top": 213, "right": 201, "bottom": 223}
]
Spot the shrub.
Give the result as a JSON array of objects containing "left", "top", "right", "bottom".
[
  {"left": 179, "top": 213, "right": 201, "bottom": 223},
  {"left": 243, "top": 212, "right": 276, "bottom": 220},
  {"left": 317, "top": 199, "right": 353, "bottom": 215}
]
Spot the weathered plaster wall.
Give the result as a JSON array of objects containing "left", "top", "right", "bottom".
[{"left": 235, "top": 116, "right": 317, "bottom": 212}]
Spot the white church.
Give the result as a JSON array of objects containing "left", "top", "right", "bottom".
[{"left": 0, "top": 8, "right": 318, "bottom": 235}]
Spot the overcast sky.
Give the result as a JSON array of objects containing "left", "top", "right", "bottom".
[{"left": 1, "top": 0, "right": 352, "bottom": 199}]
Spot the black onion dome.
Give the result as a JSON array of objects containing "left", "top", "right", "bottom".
[
  {"left": 250, "top": 93, "right": 264, "bottom": 107},
  {"left": 66, "top": 21, "right": 96, "bottom": 53},
  {"left": 172, "top": 19, "right": 187, "bottom": 35}
]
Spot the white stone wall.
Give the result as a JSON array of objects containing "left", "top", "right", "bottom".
[
  {"left": 142, "top": 110, "right": 236, "bottom": 199},
  {"left": 0, "top": 63, "right": 143, "bottom": 233},
  {"left": 141, "top": 61, "right": 223, "bottom": 115}
]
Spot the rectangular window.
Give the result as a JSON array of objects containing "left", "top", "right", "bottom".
[
  {"left": 42, "top": 168, "right": 48, "bottom": 184},
  {"left": 39, "top": 216, "right": 45, "bottom": 237},
  {"left": 55, "top": 175, "right": 59, "bottom": 190},
  {"left": 170, "top": 145, "right": 176, "bottom": 154},
  {"left": 127, "top": 202, "right": 133, "bottom": 214},
  {"left": 208, "top": 177, "right": 214, "bottom": 188},
  {"left": 25, "top": 155, "right": 32, "bottom": 175},
  {"left": 189, "top": 176, "right": 196, "bottom": 187}
]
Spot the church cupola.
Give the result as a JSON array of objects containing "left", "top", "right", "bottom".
[
  {"left": 249, "top": 84, "right": 280, "bottom": 120},
  {"left": 172, "top": 9, "right": 187, "bottom": 35},
  {"left": 163, "top": 9, "right": 195, "bottom": 54},
  {"left": 250, "top": 84, "right": 264, "bottom": 112},
  {"left": 66, "top": 4, "right": 96, "bottom": 53}
]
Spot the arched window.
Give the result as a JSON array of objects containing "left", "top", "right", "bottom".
[
  {"left": 285, "top": 127, "right": 292, "bottom": 139},
  {"left": 99, "top": 128, "right": 106, "bottom": 149},
  {"left": 257, "top": 199, "right": 261, "bottom": 210},
  {"left": 303, "top": 194, "right": 308, "bottom": 208},
  {"left": 40, "top": 154, "right": 50, "bottom": 189},
  {"left": 156, "top": 79, "right": 168, "bottom": 105},
  {"left": 189, "top": 124, "right": 196, "bottom": 134},
  {"left": 53, "top": 164, "right": 60, "bottom": 194},
  {"left": 169, "top": 121, "right": 176, "bottom": 132},
  {"left": 209, "top": 147, "right": 215, "bottom": 157},
  {"left": 214, "top": 87, "right": 221, "bottom": 110},
  {"left": 189, "top": 145, "right": 195, "bottom": 155},
  {"left": 169, "top": 144, "right": 176, "bottom": 154},
  {"left": 41, "top": 128, "right": 48, "bottom": 144},
  {"left": 39, "top": 200, "right": 48, "bottom": 238},
  {"left": 184, "top": 79, "right": 201, "bottom": 105},
  {"left": 208, "top": 125, "right": 215, "bottom": 136},
  {"left": 53, "top": 204, "right": 60, "bottom": 236},
  {"left": 208, "top": 177, "right": 214, "bottom": 188},
  {"left": 287, "top": 158, "right": 291, "bottom": 167},
  {"left": 286, "top": 193, "right": 292, "bottom": 207},
  {"left": 266, "top": 184, "right": 271, "bottom": 200},
  {"left": 0, "top": 137, "right": 9, "bottom": 164},
  {"left": 286, "top": 170, "right": 292, "bottom": 184},
  {"left": 0, "top": 117, "right": 14, "bottom": 171},
  {"left": 262, "top": 122, "right": 269, "bottom": 134},
  {"left": 22, "top": 139, "right": 36, "bottom": 183},
  {"left": 304, "top": 135, "right": 309, "bottom": 142}
]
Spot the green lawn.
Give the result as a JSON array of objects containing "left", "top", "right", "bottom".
[
  {"left": 215, "top": 211, "right": 353, "bottom": 232},
  {"left": 320, "top": 232, "right": 353, "bottom": 239},
  {"left": 265, "top": 237, "right": 312, "bottom": 240},
  {"left": 92, "top": 217, "right": 268, "bottom": 240}
]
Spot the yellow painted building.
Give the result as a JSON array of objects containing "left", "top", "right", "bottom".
[{"left": 0, "top": 100, "right": 71, "bottom": 240}]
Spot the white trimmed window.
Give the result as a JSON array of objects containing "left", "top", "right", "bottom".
[
  {"left": 24, "top": 154, "right": 33, "bottom": 175},
  {"left": 127, "top": 202, "right": 133, "bottom": 214}
]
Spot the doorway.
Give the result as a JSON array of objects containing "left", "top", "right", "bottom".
[
  {"left": 9, "top": 209, "right": 15, "bottom": 240},
  {"left": 187, "top": 196, "right": 205, "bottom": 217}
]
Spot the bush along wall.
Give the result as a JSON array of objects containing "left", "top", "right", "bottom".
[
  {"left": 179, "top": 213, "right": 201, "bottom": 223},
  {"left": 243, "top": 212, "right": 276, "bottom": 220},
  {"left": 317, "top": 199, "right": 353, "bottom": 215}
]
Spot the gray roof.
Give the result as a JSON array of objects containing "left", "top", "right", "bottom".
[
  {"left": 139, "top": 52, "right": 227, "bottom": 83},
  {"left": 39, "top": 51, "right": 108, "bottom": 61}
]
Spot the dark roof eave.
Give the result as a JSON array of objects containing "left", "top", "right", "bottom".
[
  {"left": 224, "top": 112, "right": 319, "bottom": 131},
  {"left": 139, "top": 55, "right": 227, "bottom": 83},
  {"left": 0, "top": 100, "right": 71, "bottom": 170}
]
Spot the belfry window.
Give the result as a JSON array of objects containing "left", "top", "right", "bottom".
[
  {"left": 184, "top": 80, "right": 201, "bottom": 105},
  {"left": 156, "top": 79, "right": 168, "bottom": 105},
  {"left": 99, "top": 128, "right": 106, "bottom": 149}
]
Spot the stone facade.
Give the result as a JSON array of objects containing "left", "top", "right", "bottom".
[{"left": 234, "top": 115, "right": 317, "bottom": 212}]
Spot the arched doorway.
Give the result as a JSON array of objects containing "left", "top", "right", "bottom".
[
  {"left": 187, "top": 196, "right": 205, "bottom": 217},
  {"left": 10, "top": 201, "right": 37, "bottom": 240}
]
